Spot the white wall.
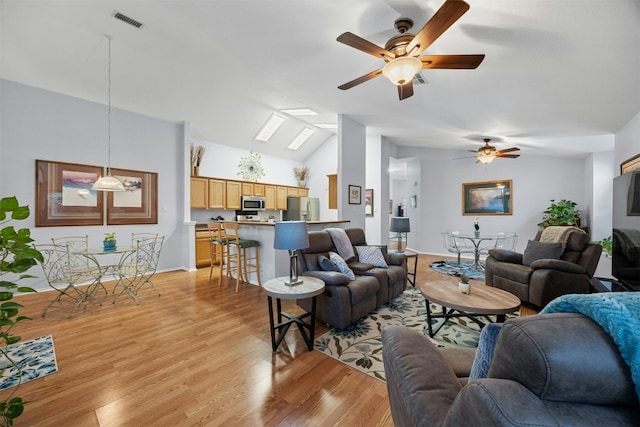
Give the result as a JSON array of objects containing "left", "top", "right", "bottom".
[
  {"left": 588, "top": 151, "right": 615, "bottom": 241},
  {"left": 0, "top": 80, "right": 185, "bottom": 291},
  {"left": 305, "top": 135, "right": 338, "bottom": 222},
  {"left": 337, "top": 115, "right": 366, "bottom": 229}
]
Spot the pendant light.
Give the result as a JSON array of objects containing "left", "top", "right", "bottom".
[{"left": 93, "top": 35, "right": 125, "bottom": 192}]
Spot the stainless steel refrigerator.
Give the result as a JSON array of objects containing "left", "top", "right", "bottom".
[{"left": 283, "top": 196, "right": 320, "bottom": 221}]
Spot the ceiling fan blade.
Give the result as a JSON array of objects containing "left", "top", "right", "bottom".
[
  {"left": 496, "top": 147, "right": 520, "bottom": 154},
  {"left": 397, "top": 81, "right": 414, "bottom": 100},
  {"left": 421, "top": 54, "right": 485, "bottom": 69},
  {"left": 406, "top": 0, "right": 470, "bottom": 56},
  {"left": 338, "top": 69, "right": 383, "bottom": 90},
  {"left": 496, "top": 154, "right": 520, "bottom": 158},
  {"left": 337, "top": 32, "right": 395, "bottom": 60}
]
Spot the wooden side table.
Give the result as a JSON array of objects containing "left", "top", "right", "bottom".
[
  {"left": 262, "top": 276, "right": 325, "bottom": 351},
  {"left": 404, "top": 251, "right": 418, "bottom": 287}
]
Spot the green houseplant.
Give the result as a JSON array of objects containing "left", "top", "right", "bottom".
[
  {"left": 0, "top": 196, "right": 41, "bottom": 426},
  {"left": 103, "top": 232, "right": 116, "bottom": 251},
  {"left": 537, "top": 199, "right": 582, "bottom": 228},
  {"left": 596, "top": 235, "right": 612, "bottom": 257}
]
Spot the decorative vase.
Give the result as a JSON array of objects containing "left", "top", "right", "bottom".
[
  {"left": 474, "top": 230, "right": 480, "bottom": 238},
  {"left": 103, "top": 240, "right": 116, "bottom": 252},
  {"left": 298, "top": 179, "right": 307, "bottom": 188},
  {"left": 459, "top": 282, "right": 471, "bottom": 295},
  {"left": 192, "top": 165, "right": 200, "bottom": 176}
]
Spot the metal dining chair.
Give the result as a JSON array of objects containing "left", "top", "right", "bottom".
[
  {"left": 36, "top": 244, "right": 104, "bottom": 317},
  {"left": 442, "top": 230, "right": 474, "bottom": 265},
  {"left": 112, "top": 235, "right": 163, "bottom": 304},
  {"left": 51, "top": 235, "right": 108, "bottom": 295}
]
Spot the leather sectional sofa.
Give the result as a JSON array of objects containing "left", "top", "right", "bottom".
[
  {"left": 296, "top": 228, "right": 407, "bottom": 329},
  {"left": 382, "top": 313, "right": 639, "bottom": 426}
]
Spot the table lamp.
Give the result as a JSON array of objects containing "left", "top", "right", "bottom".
[
  {"left": 274, "top": 221, "right": 309, "bottom": 286},
  {"left": 390, "top": 217, "right": 410, "bottom": 252}
]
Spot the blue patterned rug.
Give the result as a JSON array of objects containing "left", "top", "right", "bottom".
[
  {"left": 429, "top": 260, "right": 486, "bottom": 281},
  {"left": 315, "top": 288, "right": 509, "bottom": 382},
  {"left": 0, "top": 335, "right": 58, "bottom": 390}
]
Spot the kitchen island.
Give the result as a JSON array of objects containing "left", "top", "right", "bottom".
[{"left": 194, "top": 220, "right": 351, "bottom": 283}]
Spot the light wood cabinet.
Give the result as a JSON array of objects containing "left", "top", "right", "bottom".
[
  {"left": 226, "top": 181, "right": 242, "bottom": 210},
  {"left": 195, "top": 230, "right": 212, "bottom": 268},
  {"left": 191, "top": 177, "right": 208, "bottom": 209},
  {"left": 208, "top": 179, "right": 226, "bottom": 209},
  {"left": 287, "top": 187, "right": 299, "bottom": 197},
  {"left": 264, "top": 185, "right": 277, "bottom": 210},
  {"left": 298, "top": 188, "right": 309, "bottom": 197},
  {"left": 253, "top": 183, "right": 265, "bottom": 196},
  {"left": 276, "top": 186, "right": 288, "bottom": 210},
  {"left": 327, "top": 174, "right": 337, "bottom": 209},
  {"left": 241, "top": 182, "right": 254, "bottom": 196}
]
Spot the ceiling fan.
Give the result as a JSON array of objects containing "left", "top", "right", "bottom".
[
  {"left": 336, "top": 0, "right": 485, "bottom": 100},
  {"left": 468, "top": 138, "right": 521, "bottom": 164}
]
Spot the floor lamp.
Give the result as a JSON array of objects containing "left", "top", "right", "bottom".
[
  {"left": 274, "top": 221, "right": 309, "bottom": 286},
  {"left": 390, "top": 217, "right": 410, "bottom": 252}
]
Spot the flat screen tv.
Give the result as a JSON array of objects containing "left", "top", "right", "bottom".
[{"left": 612, "top": 170, "right": 640, "bottom": 291}]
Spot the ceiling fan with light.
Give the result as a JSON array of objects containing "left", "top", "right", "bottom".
[
  {"left": 466, "top": 138, "right": 521, "bottom": 164},
  {"left": 336, "top": 0, "right": 484, "bottom": 100}
]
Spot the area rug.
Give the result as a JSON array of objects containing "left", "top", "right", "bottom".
[
  {"left": 0, "top": 335, "right": 58, "bottom": 391},
  {"left": 315, "top": 288, "right": 492, "bottom": 382},
  {"left": 429, "top": 260, "right": 485, "bottom": 281}
]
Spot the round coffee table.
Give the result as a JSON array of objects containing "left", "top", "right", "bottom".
[
  {"left": 419, "top": 280, "right": 521, "bottom": 337},
  {"left": 263, "top": 276, "right": 325, "bottom": 351}
]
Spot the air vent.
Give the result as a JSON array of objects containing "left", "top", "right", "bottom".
[
  {"left": 413, "top": 72, "right": 428, "bottom": 85},
  {"left": 114, "top": 11, "right": 144, "bottom": 29}
]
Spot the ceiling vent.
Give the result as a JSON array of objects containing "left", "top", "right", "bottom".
[
  {"left": 114, "top": 11, "right": 144, "bottom": 29},
  {"left": 413, "top": 72, "right": 428, "bottom": 85}
]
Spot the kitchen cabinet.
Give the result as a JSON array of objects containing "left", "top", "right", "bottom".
[
  {"left": 264, "top": 185, "right": 277, "bottom": 210},
  {"left": 241, "top": 182, "right": 254, "bottom": 196},
  {"left": 253, "top": 183, "right": 265, "bottom": 196},
  {"left": 226, "top": 181, "right": 242, "bottom": 210},
  {"left": 298, "top": 188, "right": 309, "bottom": 197},
  {"left": 276, "top": 186, "right": 288, "bottom": 210},
  {"left": 191, "top": 177, "right": 208, "bottom": 209},
  {"left": 208, "top": 179, "right": 225, "bottom": 209},
  {"left": 327, "top": 174, "right": 337, "bottom": 209},
  {"left": 287, "top": 187, "right": 299, "bottom": 197},
  {"left": 195, "top": 229, "right": 222, "bottom": 268}
]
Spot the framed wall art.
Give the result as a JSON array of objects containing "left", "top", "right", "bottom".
[
  {"left": 462, "top": 179, "right": 512, "bottom": 215},
  {"left": 621, "top": 153, "right": 640, "bottom": 175},
  {"left": 348, "top": 185, "right": 361, "bottom": 205},
  {"left": 106, "top": 168, "right": 158, "bottom": 225},
  {"left": 365, "top": 189, "right": 373, "bottom": 216},
  {"left": 35, "top": 160, "right": 104, "bottom": 227}
]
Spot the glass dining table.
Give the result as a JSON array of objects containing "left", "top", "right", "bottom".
[{"left": 453, "top": 234, "right": 507, "bottom": 271}]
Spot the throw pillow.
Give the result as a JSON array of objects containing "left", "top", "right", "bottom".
[
  {"left": 318, "top": 255, "right": 339, "bottom": 272},
  {"left": 329, "top": 251, "right": 356, "bottom": 280},
  {"left": 469, "top": 323, "right": 503, "bottom": 379},
  {"left": 355, "top": 246, "right": 389, "bottom": 268},
  {"left": 522, "top": 240, "right": 563, "bottom": 266}
]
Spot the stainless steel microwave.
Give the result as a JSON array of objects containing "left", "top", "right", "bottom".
[{"left": 241, "top": 196, "right": 266, "bottom": 211}]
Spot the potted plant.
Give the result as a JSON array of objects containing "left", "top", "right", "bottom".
[
  {"left": 0, "top": 196, "right": 41, "bottom": 426},
  {"left": 537, "top": 199, "right": 582, "bottom": 228},
  {"left": 103, "top": 232, "right": 117, "bottom": 251},
  {"left": 458, "top": 274, "right": 471, "bottom": 294},
  {"left": 293, "top": 166, "right": 309, "bottom": 188},
  {"left": 596, "top": 235, "right": 612, "bottom": 257}
]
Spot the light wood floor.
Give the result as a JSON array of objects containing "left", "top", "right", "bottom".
[{"left": 6, "top": 253, "right": 535, "bottom": 426}]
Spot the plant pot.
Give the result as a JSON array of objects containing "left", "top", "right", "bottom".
[
  {"left": 459, "top": 282, "right": 471, "bottom": 294},
  {"left": 298, "top": 179, "right": 307, "bottom": 188},
  {"left": 474, "top": 230, "right": 480, "bottom": 238},
  {"left": 103, "top": 240, "right": 116, "bottom": 252}
]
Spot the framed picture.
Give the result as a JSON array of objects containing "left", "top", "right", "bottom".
[
  {"left": 621, "top": 153, "right": 640, "bottom": 175},
  {"left": 628, "top": 170, "right": 640, "bottom": 216},
  {"left": 365, "top": 189, "right": 374, "bottom": 216},
  {"left": 106, "top": 168, "right": 158, "bottom": 225},
  {"left": 462, "top": 179, "right": 512, "bottom": 215},
  {"left": 348, "top": 185, "right": 361, "bottom": 205},
  {"left": 36, "top": 160, "right": 104, "bottom": 227}
]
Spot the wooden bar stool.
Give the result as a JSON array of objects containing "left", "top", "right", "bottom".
[
  {"left": 222, "top": 223, "right": 262, "bottom": 292},
  {"left": 206, "top": 222, "right": 227, "bottom": 283}
]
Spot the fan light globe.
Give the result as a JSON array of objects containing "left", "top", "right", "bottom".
[
  {"left": 382, "top": 56, "right": 422, "bottom": 85},
  {"left": 478, "top": 154, "right": 495, "bottom": 164}
]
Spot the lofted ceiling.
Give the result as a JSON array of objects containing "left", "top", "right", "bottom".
[{"left": 1, "top": 0, "right": 639, "bottom": 162}]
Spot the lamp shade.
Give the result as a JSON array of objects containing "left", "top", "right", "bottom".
[
  {"left": 382, "top": 56, "right": 422, "bottom": 85},
  {"left": 390, "top": 217, "right": 410, "bottom": 233},
  {"left": 274, "top": 221, "right": 309, "bottom": 250},
  {"left": 92, "top": 174, "right": 125, "bottom": 191}
]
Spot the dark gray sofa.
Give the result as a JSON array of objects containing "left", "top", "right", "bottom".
[
  {"left": 296, "top": 228, "right": 407, "bottom": 329},
  {"left": 382, "top": 313, "right": 639, "bottom": 427}
]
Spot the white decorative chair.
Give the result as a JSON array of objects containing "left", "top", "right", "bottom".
[{"left": 442, "top": 230, "right": 474, "bottom": 265}]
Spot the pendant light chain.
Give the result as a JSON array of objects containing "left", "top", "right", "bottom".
[{"left": 107, "top": 34, "right": 112, "bottom": 175}]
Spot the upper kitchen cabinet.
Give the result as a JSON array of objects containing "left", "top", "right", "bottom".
[
  {"left": 265, "top": 185, "right": 277, "bottom": 210},
  {"left": 253, "top": 183, "right": 265, "bottom": 196},
  {"left": 241, "top": 182, "right": 254, "bottom": 196},
  {"left": 191, "top": 177, "right": 208, "bottom": 209},
  {"left": 226, "top": 181, "right": 242, "bottom": 210},
  {"left": 276, "top": 186, "right": 288, "bottom": 210},
  {"left": 208, "top": 179, "right": 226, "bottom": 209}
]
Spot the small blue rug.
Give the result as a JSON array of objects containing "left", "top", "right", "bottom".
[
  {"left": 429, "top": 260, "right": 485, "bottom": 281},
  {"left": 0, "top": 335, "right": 58, "bottom": 390}
]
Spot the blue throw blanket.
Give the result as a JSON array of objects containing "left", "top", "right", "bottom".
[{"left": 541, "top": 292, "right": 640, "bottom": 398}]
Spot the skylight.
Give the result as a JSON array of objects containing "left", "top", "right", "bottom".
[
  {"left": 288, "top": 127, "right": 315, "bottom": 150},
  {"left": 254, "top": 114, "right": 285, "bottom": 142}
]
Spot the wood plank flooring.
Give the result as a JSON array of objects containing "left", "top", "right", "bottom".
[{"left": 5, "top": 254, "right": 535, "bottom": 426}]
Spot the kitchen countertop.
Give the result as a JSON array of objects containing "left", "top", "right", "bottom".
[{"left": 195, "top": 220, "right": 350, "bottom": 229}]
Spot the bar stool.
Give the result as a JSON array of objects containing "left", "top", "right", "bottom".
[
  {"left": 221, "top": 222, "right": 262, "bottom": 292},
  {"left": 206, "top": 222, "right": 227, "bottom": 283}
]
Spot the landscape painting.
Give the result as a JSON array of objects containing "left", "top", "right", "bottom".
[{"left": 462, "top": 180, "right": 513, "bottom": 215}]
